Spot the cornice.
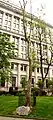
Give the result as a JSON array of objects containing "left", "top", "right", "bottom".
[
  {"left": 0, "top": 0, "right": 22, "bottom": 15},
  {"left": 0, "top": 0, "right": 53, "bottom": 29}
]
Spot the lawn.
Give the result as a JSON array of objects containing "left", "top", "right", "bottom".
[
  {"left": 0, "top": 96, "right": 18, "bottom": 116},
  {"left": 0, "top": 96, "right": 53, "bottom": 120}
]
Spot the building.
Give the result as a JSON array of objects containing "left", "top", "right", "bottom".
[{"left": 0, "top": 0, "right": 53, "bottom": 90}]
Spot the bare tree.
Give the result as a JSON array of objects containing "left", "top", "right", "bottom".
[
  {"left": 19, "top": 1, "right": 53, "bottom": 107},
  {"left": 35, "top": 6, "right": 53, "bottom": 88},
  {"left": 19, "top": 0, "right": 37, "bottom": 107}
]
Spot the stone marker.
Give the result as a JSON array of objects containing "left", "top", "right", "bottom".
[{"left": 16, "top": 106, "right": 30, "bottom": 115}]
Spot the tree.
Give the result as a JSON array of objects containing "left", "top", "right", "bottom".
[
  {"left": 19, "top": 1, "right": 53, "bottom": 106},
  {"left": 19, "top": 0, "right": 37, "bottom": 107},
  {"left": 0, "top": 33, "right": 15, "bottom": 86},
  {"left": 35, "top": 6, "right": 53, "bottom": 89}
]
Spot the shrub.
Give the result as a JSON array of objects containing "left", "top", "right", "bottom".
[
  {"left": 31, "top": 87, "right": 47, "bottom": 96},
  {"left": 31, "top": 87, "right": 40, "bottom": 96},
  {"left": 13, "top": 90, "right": 18, "bottom": 96},
  {"left": 37, "top": 80, "right": 43, "bottom": 89},
  {"left": 0, "top": 91, "right": 5, "bottom": 95},
  {"left": 39, "top": 90, "right": 47, "bottom": 96},
  {"left": 9, "top": 87, "right": 13, "bottom": 94},
  {"left": 0, "top": 91, "right": 9, "bottom": 96},
  {"left": 47, "top": 80, "right": 53, "bottom": 89},
  {"left": 18, "top": 93, "right": 25, "bottom": 106}
]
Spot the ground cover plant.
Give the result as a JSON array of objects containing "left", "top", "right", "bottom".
[{"left": 0, "top": 96, "right": 53, "bottom": 120}]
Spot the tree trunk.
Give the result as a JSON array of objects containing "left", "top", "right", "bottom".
[
  {"left": 39, "top": 35, "right": 44, "bottom": 89},
  {"left": 25, "top": 58, "right": 32, "bottom": 107},
  {"left": 42, "top": 78, "right": 44, "bottom": 89}
]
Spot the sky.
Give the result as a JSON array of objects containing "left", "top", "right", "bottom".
[{"left": 9, "top": 0, "right": 53, "bottom": 26}]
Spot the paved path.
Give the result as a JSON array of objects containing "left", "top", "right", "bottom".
[{"left": 0, "top": 116, "right": 35, "bottom": 120}]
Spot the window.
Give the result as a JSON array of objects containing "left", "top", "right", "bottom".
[
  {"left": 31, "top": 42, "right": 34, "bottom": 47},
  {"left": 21, "top": 64, "right": 27, "bottom": 71},
  {"left": 8, "top": 21, "right": 11, "bottom": 26},
  {"left": 52, "top": 70, "right": 53, "bottom": 75},
  {"left": 21, "top": 76, "right": 26, "bottom": 81},
  {"left": 4, "top": 13, "right": 12, "bottom": 30},
  {"left": 21, "top": 76, "right": 26, "bottom": 87},
  {"left": 13, "top": 16, "right": 19, "bottom": 33},
  {"left": 44, "top": 68, "right": 47, "bottom": 73},
  {"left": 21, "top": 20, "right": 24, "bottom": 34},
  {"left": 24, "top": 41, "right": 26, "bottom": 45},
  {"left": 0, "top": 11, "right": 3, "bottom": 17},
  {"left": 27, "top": 22, "right": 30, "bottom": 33},
  {"left": 24, "top": 65, "right": 26, "bottom": 71},
  {"left": 38, "top": 79, "right": 41, "bottom": 81},
  {"left": 43, "top": 45, "right": 47, "bottom": 50},
  {"left": 21, "top": 38, "right": 24, "bottom": 44},
  {"left": 32, "top": 78, "right": 34, "bottom": 85},
  {"left": 12, "top": 36, "right": 19, "bottom": 57},
  {"left": 21, "top": 53, "right": 24, "bottom": 59},
  {"left": 11, "top": 63, "right": 14, "bottom": 69},
  {"left": 12, "top": 36, "right": 19, "bottom": 47},
  {"left": 11, "top": 63, "right": 18, "bottom": 70},
  {"left": 14, "top": 50, "right": 18, "bottom": 57},
  {"left": 0, "top": 11, "right": 3, "bottom": 27},
  {"left": 37, "top": 68, "right": 39, "bottom": 73},
  {"left": 24, "top": 47, "right": 26, "bottom": 52},
  {"left": 37, "top": 43, "right": 40, "bottom": 49},
  {"left": 21, "top": 64, "right": 23, "bottom": 71},
  {"left": 32, "top": 67, "right": 34, "bottom": 72},
  {"left": 21, "top": 38, "right": 27, "bottom": 59},
  {"left": 14, "top": 63, "right": 18, "bottom": 70},
  {"left": 21, "top": 46, "right": 24, "bottom": 51},
  {"left": 12, "top": 77, "right": 16, "bottom": 87},
  {"left": 5, "top": 20, "right": 7, "bottom": 25},
  {"left": 24, "top": 54, "right": 26, "bottom": 59}
]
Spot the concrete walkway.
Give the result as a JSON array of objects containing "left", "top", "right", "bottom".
[{"left": 0, "top": 116, "right": 35, "bottom": 120}]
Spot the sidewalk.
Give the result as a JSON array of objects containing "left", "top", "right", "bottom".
[{"left": 0, "top": 116, "right": 35, "bottom": 120}]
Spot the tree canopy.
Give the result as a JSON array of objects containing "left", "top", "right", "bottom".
[{"left": 0, "top": 33, "right": 15, "bottom": 83}]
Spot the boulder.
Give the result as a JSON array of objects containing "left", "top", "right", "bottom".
[
  {"left": 46, "top": 91, "right": 52, "bottom": 96},
  {"left": 16, "top": 106, "right": 30, "bottom": 115}
]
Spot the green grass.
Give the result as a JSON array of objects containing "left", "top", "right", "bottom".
[
  {"left": 0, "top": 96, "right": 53, "bottom": 120},
  {"left": 0, "top": 96, "right": 18, "bottom": 116},
  {"left": 28, "top": 96, "right": 53, "bottom": 120}
]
